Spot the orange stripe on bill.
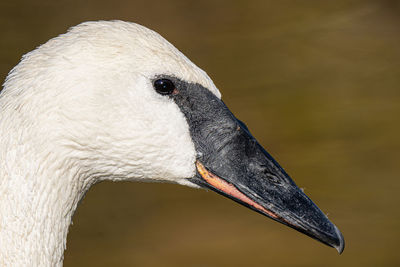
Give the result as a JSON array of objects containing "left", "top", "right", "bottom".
[{"left": 196, "top": 160, "right": 278, "bottom": 219}]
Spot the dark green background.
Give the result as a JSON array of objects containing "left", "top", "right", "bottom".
[{"left": 1, "top": 0, "right": 399, "bottom": 266}]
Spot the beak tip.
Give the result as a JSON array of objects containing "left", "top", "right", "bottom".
[{"left": 333, "top": 225, "right": 345, "bottom": 254}]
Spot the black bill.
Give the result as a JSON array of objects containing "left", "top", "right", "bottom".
[{"left": 163, "top": 76, "right": 345, "bottom": 253}]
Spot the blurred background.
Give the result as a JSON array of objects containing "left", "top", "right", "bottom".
[{"left": 1, "top": 0, "right": 399, "bottom": 266}]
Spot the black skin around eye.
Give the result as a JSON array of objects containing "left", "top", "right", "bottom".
[{"left": 153, "top": 79, "right": 176, "bottom": 95}]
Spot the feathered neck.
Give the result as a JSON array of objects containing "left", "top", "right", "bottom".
[{"left": 0, "top": 139, "right": 93, "bottom": 266}]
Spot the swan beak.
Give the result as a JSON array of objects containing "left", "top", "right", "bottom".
[
  {"left": 190, "top": 124, "right": 345, "bottom": 253},
  {"left": 169, "top": 78, "right": 344, "bottom": 253}
]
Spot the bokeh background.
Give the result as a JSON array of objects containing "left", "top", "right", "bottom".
[{"left": 1, "top": 0, "right": 399, "bottom": 266}]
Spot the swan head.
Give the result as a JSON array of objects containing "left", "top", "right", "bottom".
[{"left": 1, "top": 21, "right": 344, "bottom": 253}]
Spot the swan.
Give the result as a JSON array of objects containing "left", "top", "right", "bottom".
[{"left": 0, "top": 20, "right": 344, "bottom": 266}]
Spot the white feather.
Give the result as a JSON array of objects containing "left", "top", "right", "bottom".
[{"left": 0, "top": 20, "right": 220, "bottom": 266}]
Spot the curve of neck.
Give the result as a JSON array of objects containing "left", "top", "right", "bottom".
[{"left": 0, "top": 148, "right": 91, "bottom": 266}]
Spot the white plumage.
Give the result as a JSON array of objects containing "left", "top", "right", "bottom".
[{"left": 0, "top": 20, "right": 218, "bottom": 266}]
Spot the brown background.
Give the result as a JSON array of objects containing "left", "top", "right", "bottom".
[{"left": 1, "top": 0, "right": 399, "bottom": 266}]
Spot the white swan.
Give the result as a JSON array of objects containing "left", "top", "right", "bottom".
[{"left": 0, "top": 20, "right": 344, "bottom": 266}]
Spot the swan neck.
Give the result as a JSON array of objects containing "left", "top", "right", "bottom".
[{"left": 0, "top": 153, "right": 90, "bottom": 266}]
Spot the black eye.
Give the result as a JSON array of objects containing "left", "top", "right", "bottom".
[{"left": 153, "top": 79, "right": 176, "bottom": 95}]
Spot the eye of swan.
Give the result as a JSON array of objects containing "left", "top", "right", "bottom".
[{"left": 153, "top": 78, "right": 176, "bottom": 95}]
